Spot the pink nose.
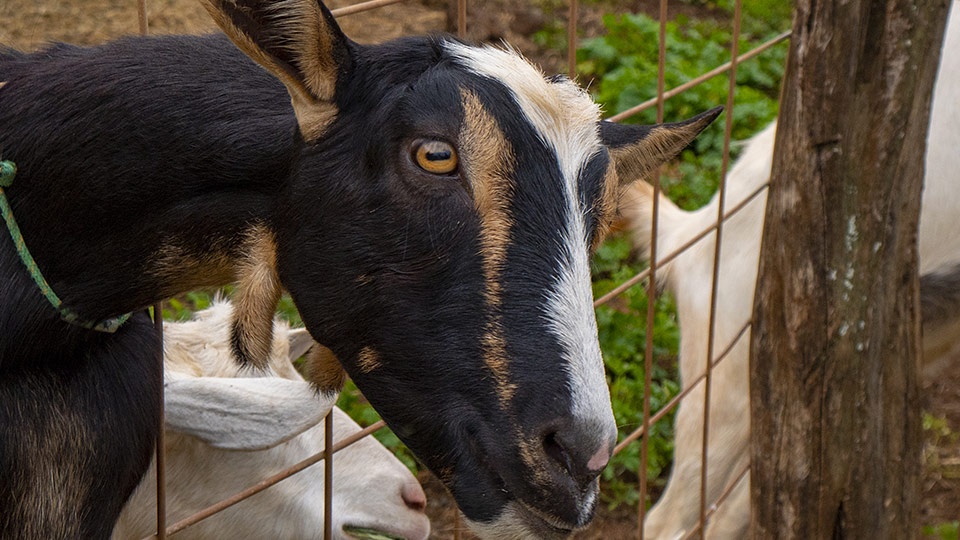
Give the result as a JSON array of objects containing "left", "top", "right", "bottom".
[
  {"left": 401, "top": 481, "right": 427, "bottom": 511},
  {"left": 586, "top": 440, "right": 612, "bottom": 472}
]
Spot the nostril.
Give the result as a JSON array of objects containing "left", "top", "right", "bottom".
[
  {"left": 543, "top": 431, "right": 574, "bottom": 475},
  {"left": 401, "top": 481, "right": 427, "bottom": 512}
]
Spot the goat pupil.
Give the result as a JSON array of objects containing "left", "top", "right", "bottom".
[{"left": 413, "top": 140, "right": 458, "bottom": 174}]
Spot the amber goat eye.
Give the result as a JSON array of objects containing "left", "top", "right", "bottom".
[{"left": 413, "top": 140, "right": 458, "bottom": 175}]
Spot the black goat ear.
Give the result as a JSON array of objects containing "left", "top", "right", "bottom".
[
  {"left": 202, "top": 0, "right": 353, "bottom": 141},
  {"left": 600, "top": 106, "right": 723, "bottom": 185}
]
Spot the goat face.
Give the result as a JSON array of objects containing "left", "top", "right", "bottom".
[{"left": 205, "top": 0, "right": 719, "bottom": 536}]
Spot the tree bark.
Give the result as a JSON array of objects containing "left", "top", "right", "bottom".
[{"left": 749, "top": 1, "right": 949, "bottom": 538}]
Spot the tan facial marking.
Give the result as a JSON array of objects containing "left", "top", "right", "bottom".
[
  {"left": 518, "top": 431, "right": 554, "bottom": 486},
  {"left": 231, "top": 224, "right": 282, "bottom": 368},
  {"left": 590, "top": 163, "right": 621, "bottom": 252},
  {"left": 304, "top": 342, "right": 347, "bottom": 394},
  {"left": 357, "top": 346, "right": 382, "bottom": 374},
  {"left": 459, "top": 89, "right": 517, "bottom": 406}
]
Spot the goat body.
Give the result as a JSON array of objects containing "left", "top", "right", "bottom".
[{"left": 622, "top": 3, "right": 960, "bottom": 537}]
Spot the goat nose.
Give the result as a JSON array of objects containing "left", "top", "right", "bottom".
[
  {"left": 401, "top": 481, "right": 427, "bottom": 512},
  {"left": 543, "top": 425, "right": 615, "bottom": 487}
]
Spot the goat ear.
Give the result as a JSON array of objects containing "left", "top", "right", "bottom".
[
  {"left": 287, "top": 328, "right": 315, "bottom": 361},
  {"left": 601, "top": 106, "right": 723, "bottom": 185},
  {"left": 202, "top": 0, "right": 352, "bottom": 141},
  {"left": 164, "top": 377, "right": 337, "bottom": 451}
]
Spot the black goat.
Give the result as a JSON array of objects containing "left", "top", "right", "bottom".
[{"left": 0, "top": 0, "right": 719, "bottom": 537}]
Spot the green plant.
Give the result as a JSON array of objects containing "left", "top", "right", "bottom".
[{"left": 923, "top": 521, "right": 960, "bottom": 540}]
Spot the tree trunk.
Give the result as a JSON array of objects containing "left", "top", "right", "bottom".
[{"left": 749, "top": 1, "right": 949, "bottom": 538}]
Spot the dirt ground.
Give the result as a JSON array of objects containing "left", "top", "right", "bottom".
[{"left": 3, "top": 0, "right": 956, "bottom": 537}]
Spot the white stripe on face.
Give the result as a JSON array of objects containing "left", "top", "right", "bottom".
[{"left": 444, "top": 41, "right": 615, "bottom": 433}]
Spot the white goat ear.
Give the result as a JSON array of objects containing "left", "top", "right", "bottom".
[
  {"left": 287, "top": 328, "right": 315, "bottom": 362},
  {"left": 600, "top": 106, "right": 723, "bottom": 185},
  {"left": 165, "top": 377, "right": 337, "bottom": 451}
]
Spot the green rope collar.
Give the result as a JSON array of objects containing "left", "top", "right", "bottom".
[{"left": 0, "top": 160, "right": 131, "bottom": 333}]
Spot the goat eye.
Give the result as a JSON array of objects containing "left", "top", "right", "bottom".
[{"left": 413, "top": 140, "right": 458, "bottom": 175}]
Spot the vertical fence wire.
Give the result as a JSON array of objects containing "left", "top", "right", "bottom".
[
  {"left": 634, "top": 2, "right": 670, "bottom": 537},
  {"left": 697, "top": 0, "right": 743, "bottom": 535},
  {"left": 324, "top": 409, "right": 334, "bottom": 540},
  {"left": 567, "top": 0, "right": 578, "bottom": 79},
  {"left": 135, "top": 0, "right": 168, "bottom": 536}
]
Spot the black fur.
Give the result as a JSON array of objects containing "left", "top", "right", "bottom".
[{"left": 921, "top": 263, "right": 960, "bottom": 326}]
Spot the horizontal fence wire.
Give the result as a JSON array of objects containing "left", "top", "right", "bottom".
[
  {"left": 607, "top": 30, "right": 791, "bottom": 123},
  {"left": 329, "top": 0, "right": 411, "bottom": 17},
  {"left": 593, "top": 182, "right": 769, "bottom": 308},
  {"left": 613, "top": 318, "right": 752, "bottom": 454}
]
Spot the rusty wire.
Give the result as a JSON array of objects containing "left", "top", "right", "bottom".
[
  {"left": 698, "top": 0, "right": 743, "bottom": 534},
  {"left": 330, "top": 0, "right": 410, "bottom": 17},
  {"left": 613, "top": 318, "right": 752, "bottom": 455},
  {"left": 136, "top": 0, "right": 168, "bottom": 536},
  {"left": 681, "top": 463, "right": 751, "bottom": 540},
  {"left": 567, "top": 0, "right": 579, "bottom": 79},
  {"left": 596, "top": 5, "right": 789, "bottom": 537},
  {"left": 606, "top": 31, "right": 790, "bottom": 123},
  {"left": 120, "top": 0, "right": 792, "bottom": 537},
  {"left": 324, "top": 409, "right": 335, "bottom": 540},
  {"left": 635, "top": 1, "right": 670, "bottom": 536},
  {"left": 593, "top": 182, "right": 769, "bottom": 308}
]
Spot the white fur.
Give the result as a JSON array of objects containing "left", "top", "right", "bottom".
[
  {"left": 445, "top": 41, "right": 616, "bottom": 444},
  {"left": 621, "top": 4, "right": 959, "bottom": 537},
  {"left": 112, "top": 302, "right": 429, "bottom": 540}
]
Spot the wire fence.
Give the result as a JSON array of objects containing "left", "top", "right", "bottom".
[
  {"left": 142, "top": 0, "right": 787, "bottom": 538},
  {"left": 18, "top": 0, "right": 791, "bottom": 537}
]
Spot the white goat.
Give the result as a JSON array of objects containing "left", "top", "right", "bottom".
[
  {"left": 620, "top": 4, "right": 960, "bottom": 538},
  {"left": 113, "top": 302, "right": 430, "bottom": 540}
]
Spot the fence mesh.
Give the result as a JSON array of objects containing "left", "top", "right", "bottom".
[{"left": 13, "top": 0, "right": 791, "bottom": 537}]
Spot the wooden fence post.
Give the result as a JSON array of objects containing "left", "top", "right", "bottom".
[{"left": 749, "top": 1, "right": 949, "bottom": 538}]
